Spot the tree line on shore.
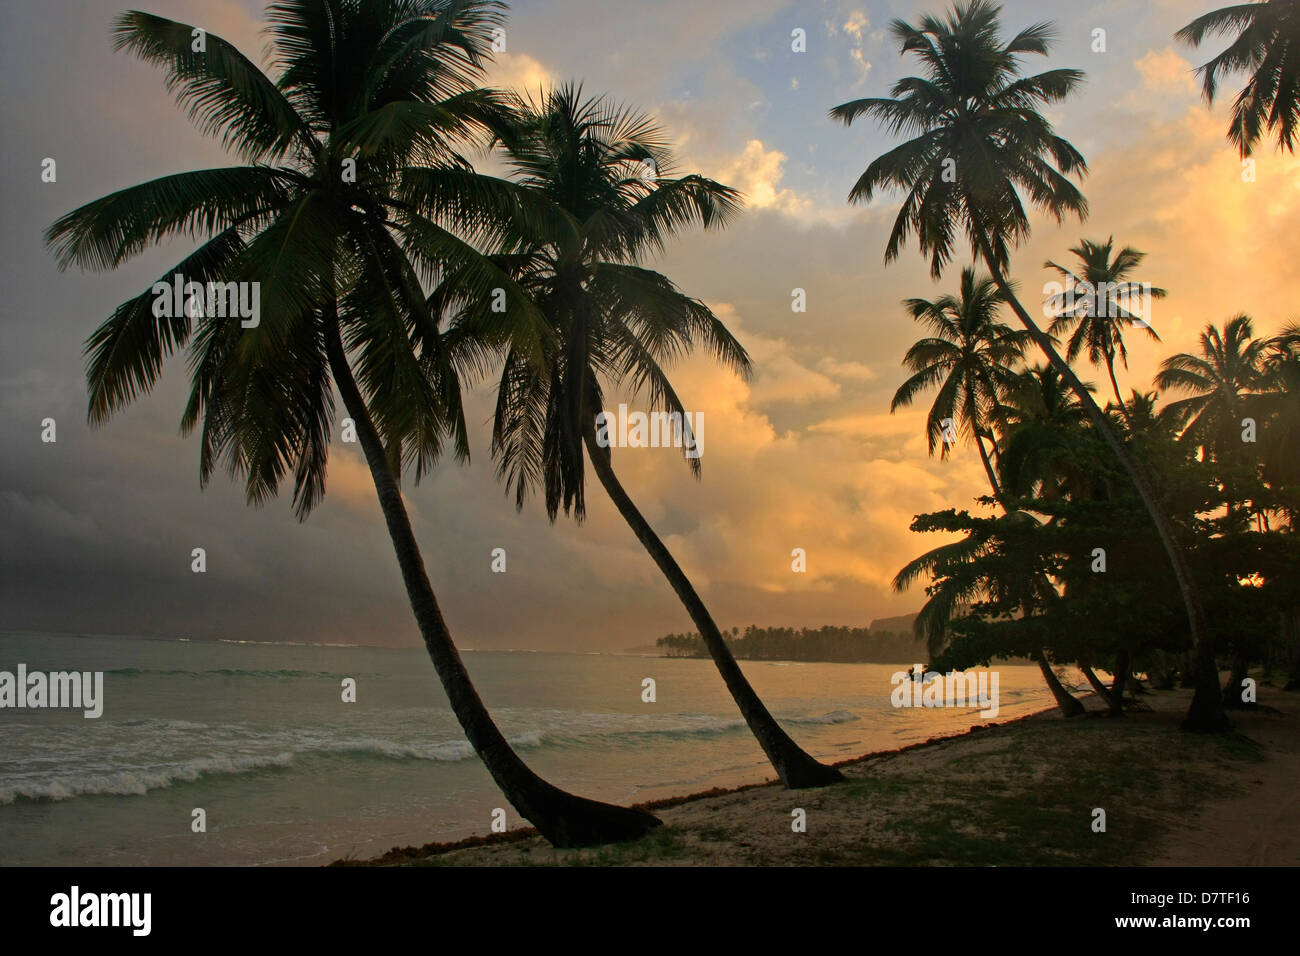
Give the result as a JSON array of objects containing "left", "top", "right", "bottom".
[{"left": 656, "top": 625, "right": 929, "bottom": 663}]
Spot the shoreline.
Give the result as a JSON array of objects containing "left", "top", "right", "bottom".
[
  {"left": 337, "top": 685, "right": 1300, "bottom": 867},
  {"left": 332, "top": 701, "right": 1065, "bottom": 866}
]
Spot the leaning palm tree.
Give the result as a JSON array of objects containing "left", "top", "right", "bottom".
[
  {"left": 891, "top": 266, "right": 1029, "bottom": 499},
  {"left": 1176, "top": 0, "right": 1300, "bottom": 156},
  {"left": 457, "top": 84, "right": 843, "bottom": 787},
  {"left": 830, "top": 0, "right": 1228, "bottom": 730},
  {"left": 45, "top": 1, "right": 659, "bottom": 846},
  {"left": 1044, "top": 237, "right": 1165, "bottom": 427}
]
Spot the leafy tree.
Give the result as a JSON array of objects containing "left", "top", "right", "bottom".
[
  {"left": 1044, "top": 237, "right": 1165, "bottom": 427},
  {"left": 831, "top": 0, "right": 1227, "bottom": 730},
  {"left": 467, "top": 84, "right": 842, "bottom": 787},
  {"left": 45, "top": 0, "right": 659, "bottom": 846},
  {"left": 891, "top": 266, "right": 1028, "bottom": 498},
  {"left": 1177, "top": 0, "right": 1300, "bottom": 156}
]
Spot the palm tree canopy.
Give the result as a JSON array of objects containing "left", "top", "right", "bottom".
[
  {"left": 1177, "top": 0, "right": 1300, "bottom": 156},
  {"left": 1044, "top": 236, "right": 1165, "bottom": 369},
  {"left": 829, "top": 0, "right": 1088, "bottom": 277},
  {"left": 995, "top": 363, "right": 1096, "bottom": 499},
  {"left": 46, "top": 0, "right": 538, "bottom": 519},
  {"left": 461, "top": 83, "right": 748, "bottom": 520},
  {"left": 891, "top": 265, "right": 1029, "bottom": 457},
  {"left": 1156, "top": 314, "right": 1269, "bottom": 453}
]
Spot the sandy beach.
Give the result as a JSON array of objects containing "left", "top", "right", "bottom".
[{"left": 341, "top": 684, "right": 1300, "bottom": 866}]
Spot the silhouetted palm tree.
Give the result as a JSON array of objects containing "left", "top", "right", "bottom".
[
  {"left": 462, "top": 84, "right": 843, "bottom": 787},
  {"left": 44, "top": 0, "right": 659, "bottom": 846},
  {"left": 997, "top": 364, "right": 1095, "bottom": 503},
  {"left": 1045, "top": 237, "right": 1165, "bottom": 427},
  {"left": 1177, "top": 0, "right": 1300, "bottom": 156},
  {"left": 831, "top": 0, "right": 1228, "bottom": 730},
  {"left": 1157, "top": 315, "right": 1268, "bottom": 458},
  {"left": 891, "top": 267, "right": 1029, "bottom": 499},
  {"left": 892, "top": 508, "right": 1086, "bottom": 717}
]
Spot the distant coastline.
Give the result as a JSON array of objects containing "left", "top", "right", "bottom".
[{"left": 653, "top": 619, "right": 929, "bottom": 665}]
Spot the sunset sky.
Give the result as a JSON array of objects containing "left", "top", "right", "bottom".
[{"left": 1, "top": 0, "right": 1297, "bottom": 650}]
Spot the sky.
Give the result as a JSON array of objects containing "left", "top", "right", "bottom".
[{"left": 1, "top": 0, "right": 1297, "bottom": 650}]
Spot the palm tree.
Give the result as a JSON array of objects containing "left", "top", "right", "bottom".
[
  {"left": 891, "top": 266, "right": 1029, "bottom": 499},
  {"left": 1158, "top": 316, "right": 1272, "bottom": 706},
  {"left": 1157, "top": 315, "right": 1269, "bottom": 462},
  {"left": 45, "top": 1, "right": 659, "bottom": 847},
  {"left": 830, "top": 0, "right": 1228, "bottom": 731},
  {"left": 996, "top": 364, "right": 1096, "bottom": 503},
  {"left": 462, "top": 84, "right": 843, "bottom": 787},
  {"left": 1176, "top": 0, "right": 1300, "bottom": 156},
  {"left": 1044, "top": 237, "right": 1165, "bottom": 427},
  {"left": 892, "top": 509, "right": 1086, "bottom": 717}
]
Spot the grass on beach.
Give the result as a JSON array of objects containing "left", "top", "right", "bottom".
[{"left": 339, "top": 686, "right": 1295, "bottom": 867}]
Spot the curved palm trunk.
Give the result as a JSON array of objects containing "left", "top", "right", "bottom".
[
  {"left": 1018, "top": 503, "right": 1090, "bottom": 717},
  {"left": 1105, "top": 354, "right": 1134, "bottom": 431},
  {"left": 324, "top": 317, "right": 660, "bottom": 847},
  {"left": 1079, "top": 659, "right": 1112, "bottom": 700},
  {"left": 977, "top": 239, "right": 1228, "bottom": 733},
  {"left": 974, "top": 433, "right": 1002, "bottom": 502},
  {"left": 581, "top": 422, "right": 843, "bottom": 788},
  {"left": 1035, "top": 649, "right": 1086, "bottom": 717}
]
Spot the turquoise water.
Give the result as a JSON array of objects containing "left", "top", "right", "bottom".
[{"left": 0, "top": 633, "right": 1059, "bottom": 865}]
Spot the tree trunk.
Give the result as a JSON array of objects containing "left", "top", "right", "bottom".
[
  {"left": 1105, "top": 353, "right": 1134, "bottom": 432},
  {"left": 324, "top": 315, "right": 660, "bottom": 847},
  {"left": 977, "top": 238, "right": 1228, "bottom": 733},
  {"left": 582, "top": 421, "right": 843, "bottom": 788},
  {"left": 1079, "top": 659, "right": 1112, "bottom": 700},
  {"left": 1222, "top": 654, "right": 1253, "bottom": 709},
  {"left": 1108, "top": 649, "right": 1129, "bottom": 718},
  {"left": 1035, "top": 649, "right": 1086, "bottom": 717},
  {"left": 975, "top": 432, "right": 1003, "bottom": 503}
]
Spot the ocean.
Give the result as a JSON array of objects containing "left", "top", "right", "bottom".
[{"left": 0, "top": 632, "right": 1062, "bottom": 866}]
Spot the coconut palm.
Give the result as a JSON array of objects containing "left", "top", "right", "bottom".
[
  {"left": 1176, "top": 0, "right": 1300, "bottom": 156},
  {"left": 830, "top": 0, "right": 1228, "bottom": 730},
  {"left": 1159, "top": 316, "right": 1273, "bottom": 704},
  {"left": 892, "top": 509, "right": 1086, "bottom": 717},
  {"left": 460, "top": 84, "right": 843, "bottom": 787},
  {"left": 891, "top": 266, "right": 1029, "bottom": 499},
  {"left": 996, "top": 364, "right": 1095, "bottom": 503},
  {"left": 44, "top": 0, "right": 659, "bottom": 846},
  {"left": 1044, "top": 237, "right": 1165, "bottom": 427},
  {"left": 1156, "top": 316, "right": 1269, "bottom": 461}
]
